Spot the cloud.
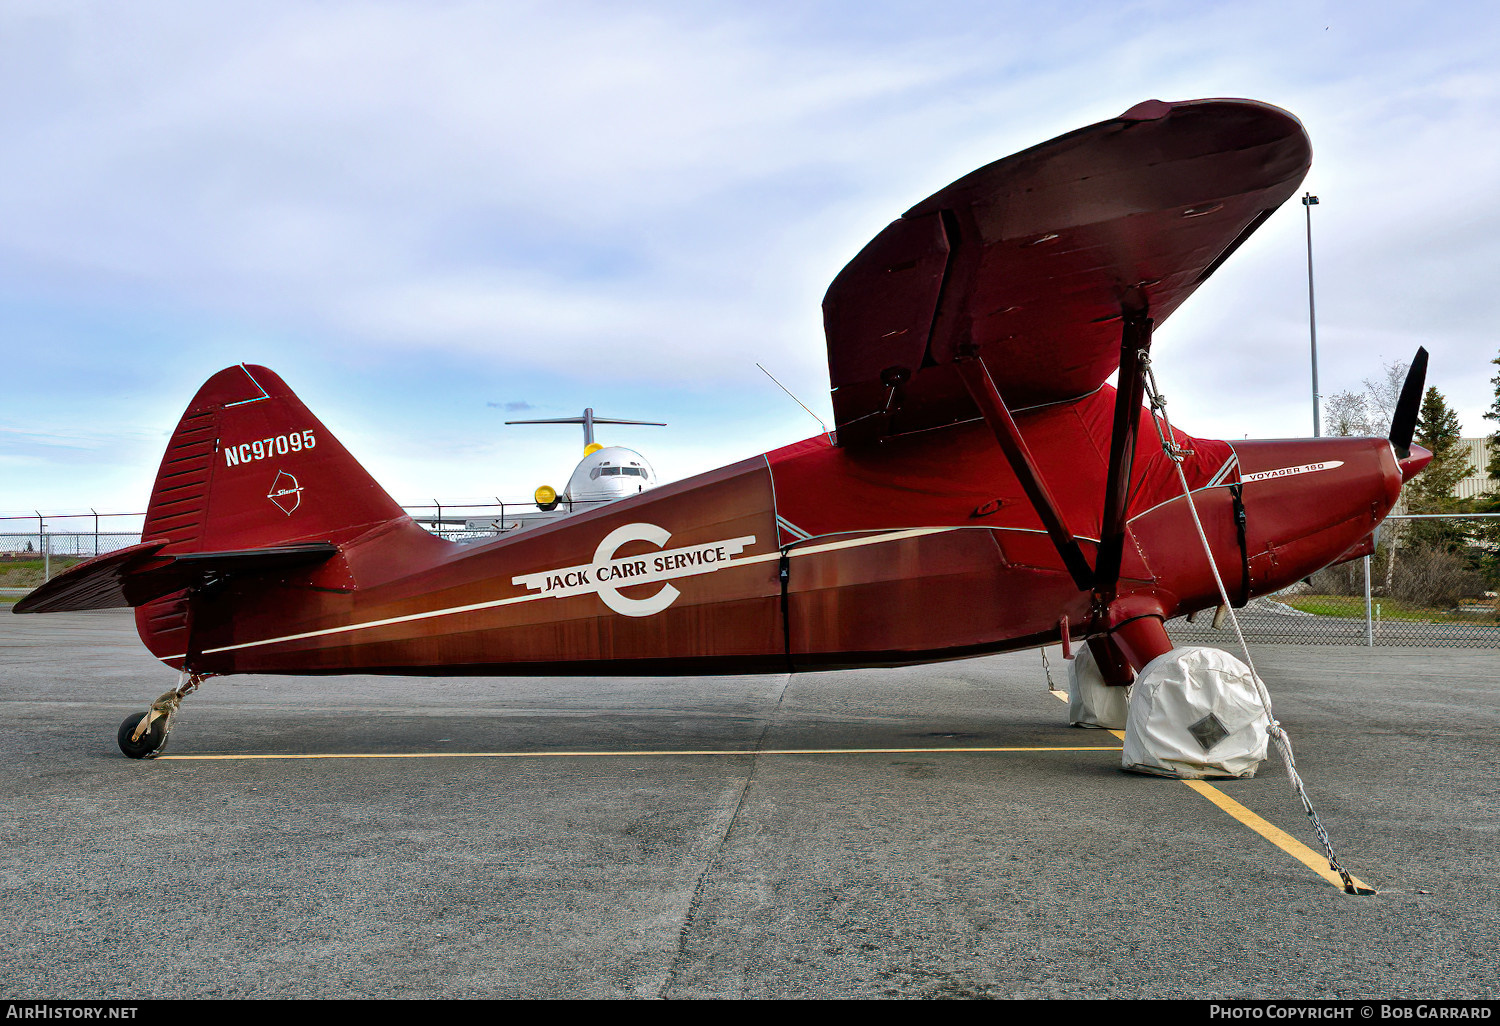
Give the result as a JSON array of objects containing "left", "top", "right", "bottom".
[{"left": 6, "top": 0, "right": 1500, "bottom": 511}]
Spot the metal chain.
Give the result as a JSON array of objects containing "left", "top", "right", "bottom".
[
  {"left": 1041, "top": 646, "right": 1060, "bottom": 692},
  {"left": 1139, "top": 352, "right": 1370, "bottom": 895}
]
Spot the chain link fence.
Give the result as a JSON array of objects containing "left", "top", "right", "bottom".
[
  {"left": 1165, "top": 585, "right": 1500, "bottom": 648},
  {"left": 1167, "top": 512, "right": 1499, "bottom": 648},
  {"left": 0, "top": 513, "right": 148, "bottom": 597}
]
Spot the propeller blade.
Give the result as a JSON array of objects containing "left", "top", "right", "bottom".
[{"left": 1387, "top": 346, "right": 1428, "bottom": 459}]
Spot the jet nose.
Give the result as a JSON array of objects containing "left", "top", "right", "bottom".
[{"left": 1399, "top": 442, "right": 1432, "bottom": 483}]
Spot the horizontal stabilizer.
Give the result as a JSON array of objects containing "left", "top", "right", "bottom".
[{"left": 13, "top": 540, "right": 337, "bottom": 614}]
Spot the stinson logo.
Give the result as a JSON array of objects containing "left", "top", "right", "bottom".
[
  {"left": 512, "top": 522, "right": 755, "bottom": 617},
  {"left": 267, "top": 470, "right": 303, "bottom": 515}
]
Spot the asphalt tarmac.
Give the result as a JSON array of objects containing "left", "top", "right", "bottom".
[{"left": 2, "top": 610, "right": 1498, "bottom": 999}]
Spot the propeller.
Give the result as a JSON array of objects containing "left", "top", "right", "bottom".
[{"left": 1387, "top": 346, "right": 1428, "bottom": 460}]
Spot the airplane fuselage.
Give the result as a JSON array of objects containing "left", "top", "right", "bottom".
[{"left": 135, "top": 386, "right": 1403, "bottom": 678}]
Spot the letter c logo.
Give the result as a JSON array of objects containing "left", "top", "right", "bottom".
[{"left": 593, "top": 523, "right": 679, "bottom": 617}]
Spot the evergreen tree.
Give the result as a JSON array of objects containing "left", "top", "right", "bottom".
[
  {"left": 1413, "top": 387, "right": 1469, "bottom": 496},
  {"left": 1405, "top": 386, "right": 1470, "bottom": 550}
]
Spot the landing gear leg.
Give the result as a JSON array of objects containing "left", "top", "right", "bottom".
[
  {"left": 117, "top": 671, "right": 207, "bottom": 760},
  {"left": 1111, "top": 615, "right": 1174, "bottom": 673}
]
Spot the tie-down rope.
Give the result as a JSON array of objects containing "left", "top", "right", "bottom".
[{"left": 1138, "top": 352, "right": 1372, "bottom": 895}]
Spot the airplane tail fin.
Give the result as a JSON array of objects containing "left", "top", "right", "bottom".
[
  {"left": 144, "top": 364, "right": 405, "bottom": 553},
  {"left": 15, "top": 366, "right": 409, "bottom": 617}
]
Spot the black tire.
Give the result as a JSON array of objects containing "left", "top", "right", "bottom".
[{"left": 117, "top": 711, "right": 169, "bottom": 760}]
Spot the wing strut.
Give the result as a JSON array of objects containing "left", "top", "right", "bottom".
[
  {"left": 952, "top": 309, "right": 1156, "bottom": 604},
  {"left": 955, "top": 354, "right": 1094, "bottom": 592},
  {"left": 1093, "top": 311, "right": 1155, "bottom": 600}
]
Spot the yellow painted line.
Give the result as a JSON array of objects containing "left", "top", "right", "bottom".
[
  {"left": 1181, "top": 780, "right": 1373, "bottom": 893},
  {"left": 1047, "top": 685, "right": 1371, "bottom": 893},
  {"left": 158, "top": 745, "right": 1122, "bottom": 762}
]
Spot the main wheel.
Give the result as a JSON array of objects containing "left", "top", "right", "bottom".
[{"left": 117, "top": 711, "right": 169, "bottom": 760}]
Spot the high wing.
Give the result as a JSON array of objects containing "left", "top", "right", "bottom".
[{"left": 823, "top": 98, "right": 1311, "bottom": 445}]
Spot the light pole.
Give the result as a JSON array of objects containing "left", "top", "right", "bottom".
[{"left": 1303, "top": 192, "right": 1320, "bottom": 437}]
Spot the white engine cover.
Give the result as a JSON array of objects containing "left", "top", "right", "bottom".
[
  {"left": 1066, "top": 644, "right": 1129, "bottom": 729},
  {"left": 1121, "top": 646, "right": 1270, "bottom": 779}
]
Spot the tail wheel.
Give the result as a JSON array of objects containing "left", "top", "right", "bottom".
[{"left": 117, "top": 712, "right": 169, "bottom": 760}]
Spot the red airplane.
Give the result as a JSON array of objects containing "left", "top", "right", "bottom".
[{"left": 17, "top": 98, "right": 1431, "bottom": 759}]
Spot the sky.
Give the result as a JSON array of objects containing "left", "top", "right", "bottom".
[{"left": 4, "top": 0, "right": 1500, "bottom": 522}]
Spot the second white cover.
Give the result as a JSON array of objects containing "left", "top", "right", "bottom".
[{"left": 1067, "top": 644, "right": 1129, "bottom": 729}]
